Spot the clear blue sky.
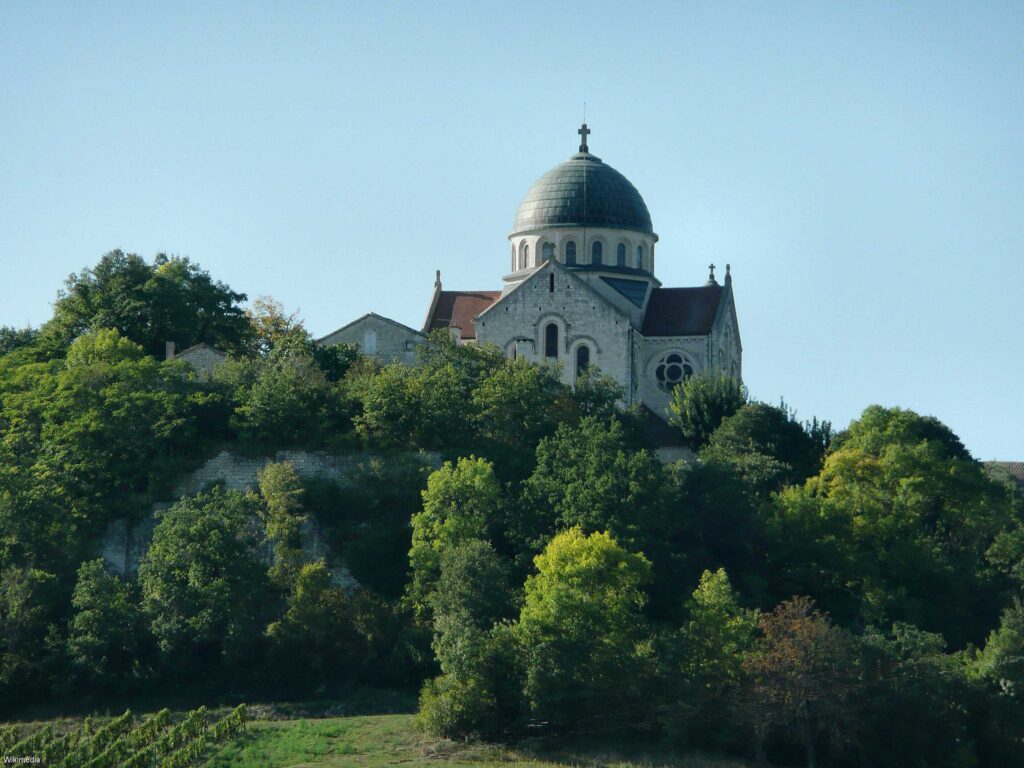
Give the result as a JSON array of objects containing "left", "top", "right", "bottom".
[{"left": 2, "top": 2, "right": 1022, "bottom": 459}]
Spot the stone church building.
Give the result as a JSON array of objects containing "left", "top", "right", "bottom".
[{"left": 319, "top": 125, "right": 742, "bottom": 421}]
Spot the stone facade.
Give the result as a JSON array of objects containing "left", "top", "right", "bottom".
[
  {"left": 475, "top": 259, "right": 634, "bottom": 392},
  {"left": 170, "top": 343, "right": 226, "bottom": 378},
  {"left": 318, "top": 312, "right": 426, "bottom": 363}
]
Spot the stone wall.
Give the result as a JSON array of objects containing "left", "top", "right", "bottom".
[{"left": 100, "top": 449, "right": 441, "bottom": 578}]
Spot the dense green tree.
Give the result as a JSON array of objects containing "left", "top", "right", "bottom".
[
  {"left": 418, "top": 541, "right": 522, "bottom": 739},
  {"left": 231, "top": 334, "right": 354, "bottom": 448},
  {"left": 139, "top": 488, "right": 267, "bottom": 666},
  {"left": 677, "top": 569, "right": 759, "bottom": 710},
  {"left": 0, "top": 326, "right": 38, "bottom": 357},
  {"left": 973, "top": 597, "right": 1024, "bottom": 702},
  {"left": 667, "top": 370, "right": 747, "bottom": 448},
  {"left": 46, "top": 250, "right": 252, "bottom": 357},
  {"left": 0, "top": 329, "right": 229, "bottom": 572},
  {"left": 258, "top": 461, "right": 308, "bottom": 590},
  {"left": 766, "top": 406, "right": 1016, "bottom": 646},
  {"left": 0, "top": 568, "right": 63, "bottom": 707},
  {"left": 854, "top": 622, "right": 1022, "bottom": 768},
  {"left": 518, "top": 417, "right": 671, "bottom": 557},
  {"left": 472, "top": 358, "right": 576, "bottom": 477},
  {"left": 700, "top": 402, "right": 824, "bottom": 494},
  {"left": 265, "top": 561, "right": 362, "bottom": 685},
  {"left": 514, "top": 528, "right": 654, "bottom": 726},
  {"left": 68, "top": 559, "right": 148, "bottom": 684},
  {"left": 658, "top": 568, "right": 759, "bottom": 750},
  {"left": 407, "top": 457, "right": 500, "bottom": 619}
]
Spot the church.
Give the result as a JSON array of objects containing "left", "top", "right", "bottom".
[{"left": 319, "top": 125, "right": 742, "bottom": 421}]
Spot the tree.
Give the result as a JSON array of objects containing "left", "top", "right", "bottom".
[
  {"left": 742, "top": 597, "right": 860, "bottom": 768},
  {"left": 472, "top": 358, "right": 576, "bottom": 477},
  {"left": 514, "top": 528, "right": 654, "bottom": 725},
  {"left": 663, "top": 569, "right": 758, "bottom": 750},
  {"left": 257, "top": 462, "right": 308, "bottom": 589},
  {"left": 407, "top": 457, "right": 500, "bottom": 619},
  {"left": 231, "top": 334, "right": 354, "bottom": 448},
  {"left": 766, "top": 406, "right": 1017, "bottom": 646},
  {"left": 700, "top": 403, "right": 823, "bottom": 494},
  {"left": 0, "top": 326, "right": 38, "bottom": 357},
  {"left": 679, "top": 569, "right": 759, "bottom": 700},
  {"left": 0, "top": 568, "right": 62, "bottom": 709},
  {"left": 265, "top": 561, "right": 361, "bottom": 686},
  {"left": 667, "top": 371, "right": 746, "bottom": 448},
  {"left": 139, "top": 488, "right": 267, "bottom": 667},
  {"left": 246, "top": 296, "right": 305, "bottom": 357},
  {"left": 46, "top": 250, "right": 251, "bottom": 357},
  {"left": 974, "top": 597, "right": 1024, "bottom": 702},
  {"left": 517, "top": 417, "right": 673, "bottom": 568},
  {"left": 68, "top": 559, "right": 147, "bottom": 685},
  {"left": 418, "top": 541, "right": 522, "bottom": 739}
]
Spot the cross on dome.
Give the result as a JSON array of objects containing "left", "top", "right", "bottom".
[
  {"left": 578, "top": 122, "right": 591, "bottom": 153},
  {"left": 708, "top": 263, "right": 716, "bottom": 281}
]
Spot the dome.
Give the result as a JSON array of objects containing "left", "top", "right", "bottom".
[{"left": 512, "top": 151, "right": 654, "bottom": 236}]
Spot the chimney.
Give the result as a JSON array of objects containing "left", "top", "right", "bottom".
[{"left": 165, "top": 341, "right": 176, "bottom": 360}]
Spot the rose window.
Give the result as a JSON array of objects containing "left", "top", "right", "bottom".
[{"left": 655, "top": 352, "right": 694, "bottom": 392}]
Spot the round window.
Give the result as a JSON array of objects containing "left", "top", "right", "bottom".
[{"left": 655, "top": 352, "right": 694, "bottom": 392}]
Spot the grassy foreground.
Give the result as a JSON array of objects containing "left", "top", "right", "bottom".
[{"left": 202, "top": 712, "right": 756, "bottom": 768}]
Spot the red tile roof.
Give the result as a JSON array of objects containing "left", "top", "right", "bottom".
[
  {"left": 425, "top": 290, "right": 500, "bottom": 340},
  {"left": 641, "top": 285, "right": 723, "bottom": 337}
]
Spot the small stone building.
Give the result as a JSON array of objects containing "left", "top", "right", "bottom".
[
  {"left": 317, "top": 312, "right": 426, "bottom": 364},
  {"left": 167, "top": 342, "right": 227, "bottom": 378}
]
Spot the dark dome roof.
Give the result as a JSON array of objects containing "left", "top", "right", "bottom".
[{"left": 512, "top": 152, "right": 654, "bottom": 235}]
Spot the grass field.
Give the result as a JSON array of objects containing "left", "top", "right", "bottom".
[{"left": 202, "top": 712, "right": 756, "bottom": 768}]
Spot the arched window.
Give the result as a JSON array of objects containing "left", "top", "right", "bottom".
[
  {"left": 524, "top": 244, "right": 530, "bottom": 268},
  {"left": 616, "top": 243, "right": 626, "bottom": 267},
  {"left": 518, "top": 242, "right": 527, "bottom": 270},
  {"left": 549, "top": 273, "right": 555, "bottom": 293},
  {"left": 635, "top": 244, "right": 644, "bottom": 269},
  {"left": 544, "top": 323, "right": 559, "bottom": 359},
  {"left": 575, "top": 345, "right": 590, "bottom": 377},
  {"left": 655, "top": 352, "right": 694, "bottom": 392},
  {"left": 542, "top": 242, "right": 555, "bottom": 261},
  {"left": 591, "top": 241, "right": 603, "bottom": 265},
  {"left": 565, "top": 240, "right": 577, "bottom": 265}
]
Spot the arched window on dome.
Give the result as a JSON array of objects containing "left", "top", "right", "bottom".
[
  {"left": 542, "top": 242, "right": 555, "bottom": 262},
  {"left": 565, "top": 240, "right": 577, "bottom": 265},
  {"left": 575, "top": 345, "right": 590, "bottom": 378},
  {"left": 591, "top": 241, "right": 603, "bottom": 265},
  {"left": 524, "top": 244, "right": 530, "bottom": 268},
  {"left": 518, "top": 242, "right": 527, "bottom": 271},
  {"left": 635, "top": 244, "right": 644, "bottom": 269},
  {"left": 617, "top": 243, "right": 626, "bottom": 267},
  {"left": 545, "top": 323, "right": 559, "bottom": 359}
]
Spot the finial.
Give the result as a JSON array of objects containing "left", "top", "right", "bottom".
[
  {"left": 725, "top": 264, "right": 731, "bottom": 284},
  {"left": 434, "top": 270, "right": 441, "bottom": 289},
  {"left": 578, "top": 122, "right": 591, "bottom": 153},
  {"left": 708, "top": 262, "right": 716, "bottom": 282}
]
